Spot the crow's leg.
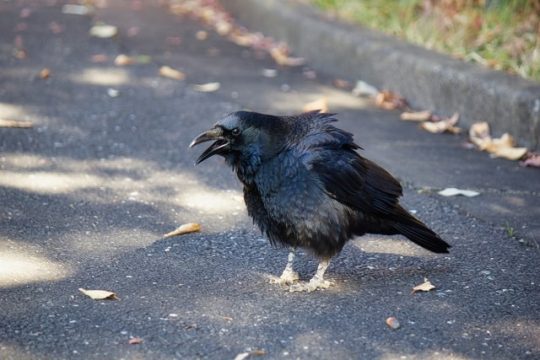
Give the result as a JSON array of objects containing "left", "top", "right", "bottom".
[
  {"left": 269, "top": 248, "right": 300, "bottom": 285},
  {"left": 288, "top": 259, "right": 333, "bottom": 292}
]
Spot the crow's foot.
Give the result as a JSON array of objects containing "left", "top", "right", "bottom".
[
  {"left": 288, "top": 278, "right": 333, "bottom": 292},
  {"left": 269, "top": 269, "right": 300, "bottom": 286}
]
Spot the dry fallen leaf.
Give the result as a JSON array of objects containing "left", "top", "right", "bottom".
[
  {"left": 128, "top": 337, "right": 143, "bottom": 345},
  {"left": 38, "top": 68, "right": 51, "bottom": 79},
  {"left": 385, "top": 316, "right": 400, "bottom": 330},
  {"left": 91, "top": 54, "right": 109, "bottom": 63},
  {"left": 159, "top": 66, "right": 185, "bottom": 80},
  {"left": 195, "top": 30, "right": 208, "bottom": 40},
  {"left": 79, "top": 288, "right": 118, "bottom": 300},
  {"left": 486, "top": 133, "right": 528, "bottom": 160},
  {"left": 114, "top": 54, "right": 134, "bottom": 66},
  {"left": 333, "top": 78, "right": 351, "bottom": 90},
  {"left": 169, "top": 0, "right": 303, "bottom": 68},
  {"left": 251, "top": 349, "right": 266, "bottom": 356},
  {"left": 469, "top": 122, "right": 491, "bottom": 148},
  {"left": 269, "top": 47, "right": 305, "bottom": 67},
  {"left": 469, "top": 122, "right": 528, "bottom": 160},
  {"left": 421, "top": 113, "right": 460, "bottom": 134},
  {"left": 400, "top": 110, "right": 432, "bottom": 122},
  {"left": 192, "top": 82, "right": 220, "bottom": 92},
  {"left": 412, "top": 278, "right": 436, "bottom": 293},
  {"left": 303, "top": 98, "right": 328, "bottom": 113},
  {"left": 438, "top": 188, "right": 480, "bottom": 197},
  {"left": 520, "top": 153, "right": 540, "bottom": 168},
  {"left": 164, "top": 223, "right": 201, "bottom": 238},
  {"left": 375, "top": 90, "right": 408, "bottom": 110},
  {"left": 0, "top": 119, "right": 33, "bottom": 128},
  {"left": 89, "top": 24, "right": 118, "bottom": 38},
  {"left": 49, "top": 21, "right": 64, "bottom": 34}
]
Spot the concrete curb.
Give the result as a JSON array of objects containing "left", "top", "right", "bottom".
[{"left": 223, "top": 0, "right": 540, "bottom": 149}]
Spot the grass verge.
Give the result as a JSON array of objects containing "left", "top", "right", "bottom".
[{"left": 312, "top": 0, "right": 540, "bottom": 81}]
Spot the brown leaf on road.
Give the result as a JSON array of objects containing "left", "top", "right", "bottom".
[
  {"left": 91, "top": 54, "right": 109, "bottom": 63},
  {"left": 49, "top": 21, "right": 64, "bottom": 34},
  {"left": 13, "top": 49, "right": 27, "bottom": 60},
  {"left": 0, "top": 119, "right": 33, "bottom": 128},
  {"left": 164, "top": 223, "right": 201, "bottom": 238},
  {"left": 114, "top": 54, "right": 134, "bottom": 66},
  {"left": 192, "top": 82, "right": 220, "bottom": 92},
  {"left": 303, "top": 98, "right": 328, "bottom": 113},
  {"left": 13, "top": 35, "right": 26, "bottom": 59},
  {"left": 333, "top": 78, "right": 351, "bottom": 90},
  {"left": 128, "top": 337, "right": 143, "bottom": 345},
  {"left": 269, "top": 47, "right": 305, "bottom": 67},
  {"left": 520, "top": 153, "right": 540, "bottom": 168},
  {"left": 385, "top": 316, "right": 400, "bottom": 330},
  {"left": 169, "top": 0, "right": 303, "bottom": 68},
  {"left": 38, "top": 68, "right": 51, "bottom": 79},
  {"left": 421, "top": 113, "right": 460, "bottom": 134},
  {"left": 400, "top": 110, "right": 432, "bottom": 122},
  {"left": 412, "top": 278, "right": 436, "bottom": 293},
  {"left": 469, "top": 122, "right": 528, "bottom": 160},
  {"left": 159, "top": 66, "right": 185, "bottom": 80},
  {"left": 195, "top": 30, "right": 208, "bottom": 40},
  {"left": 375, "top": 90, "right": 408, "bottom": 110},
  {"left": 114, "top": 53, "right": 152, "bottom": 66},
  {"left": 79, "top": 288, "right": 119, "bottom": 300},
  {"left": 487, "top": 133, "right": 528, "bottom": 160},
  {"left": 469, "top": 122, "right": 492, "bottom": 149}
]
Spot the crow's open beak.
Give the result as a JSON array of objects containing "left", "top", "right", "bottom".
[{"left": 189, "top": 127, "right": 229, "bottom": 164}]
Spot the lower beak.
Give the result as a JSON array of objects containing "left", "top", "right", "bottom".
[{"left": 189, "top": 127, "right": 229, "bottom": 164}]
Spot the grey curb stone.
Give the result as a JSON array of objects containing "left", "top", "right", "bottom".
[{"left": 224, "top": 0, "right": 540, "bottom": 149}]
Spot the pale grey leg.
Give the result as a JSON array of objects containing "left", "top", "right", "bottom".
[
  {"left": 289, "top": 259, "right": 333, "bottom": 292},
  {"left": 269, "top": 248, "right": 300, "bottom": 285}
]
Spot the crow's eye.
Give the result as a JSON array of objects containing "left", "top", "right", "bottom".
[{"left": 231, "top": 128, "right": 240, "bottom": 136}]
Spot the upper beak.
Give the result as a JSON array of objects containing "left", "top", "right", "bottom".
[{"left": 189, "top": 127, "right": 229, "bottom": 164}]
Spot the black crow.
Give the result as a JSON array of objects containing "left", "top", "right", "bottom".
[{"left": 190, "top": 110, "right": 450, "bottom": 292}]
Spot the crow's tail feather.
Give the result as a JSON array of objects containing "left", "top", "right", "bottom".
[{"left": 391, "top": 206, "right": 451, "bottom": 254}]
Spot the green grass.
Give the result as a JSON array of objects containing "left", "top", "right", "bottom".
[{"left": 312, "top": 0, "right": 540, "bottom": 81}]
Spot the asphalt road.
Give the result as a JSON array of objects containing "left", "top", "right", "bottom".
[{"left": 0, "top": 1, "right": 539, "bottom": 359}]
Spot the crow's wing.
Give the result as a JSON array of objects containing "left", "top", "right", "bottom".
[
  {"left": 310, "top": 150, "right": 402, "bottom": 215},
  {"left": 297, "top": 122, "right": 403, "bottom": 215}
]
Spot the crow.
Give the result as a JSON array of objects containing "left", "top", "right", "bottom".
[{"left": 190, "top": 110, "right": 450, "bottom": 292}]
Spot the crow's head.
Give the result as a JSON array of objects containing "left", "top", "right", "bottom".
[{"left": 189, "top": 111, "right": 286, "bottom": 165}]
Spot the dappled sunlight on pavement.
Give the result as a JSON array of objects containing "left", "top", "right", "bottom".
[
  {"left": 0, "top": 153, "right": 243, "bottom": 221},
  {"left": 0, "top": 241, "right": 72, "bottom": 288},
  {"left": 70, "top": 67, "right": 131, "bottom": 86},
  {"left": 353, "top": 236, "right": 439, "bottom": 258}
]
